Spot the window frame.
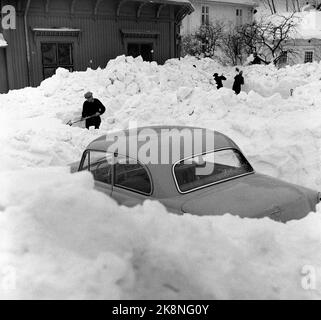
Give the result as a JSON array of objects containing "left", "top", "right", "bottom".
[
  {"left": 304, "top": 50, "right": 314, "bottom": 63},
  {"left": 79, "top": 150, "right": 154, "bottom": 196},
  {"left": 201, "top": 5, "right": 210, "bottom": 25},
  {"left": 172, "top": 147, "right": 255, "bottom": 194},
  {"left": 236, "top": 8, "right": 243, "bottom": 26},
  {"left": 279, "top": 51, "right": 288, "bottom": 65},
  {"left": 41, "top": 42, "right": 74, "bottom": 79},
  {"left": 113, "top": 154, "right": 154, "bottom": 196},
  {"left": 78, "top": 149, "right": 113, "bottom": 185},
  {"left": 126, "top": 42, "right": 154, "bottom": 62}
]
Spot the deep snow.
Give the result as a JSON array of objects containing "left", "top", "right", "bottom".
[{"left": 1, "top": 55, "right": 321, "bottom": 299}]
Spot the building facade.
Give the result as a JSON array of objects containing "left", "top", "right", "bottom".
[
  {"left": 274, "top": 10, "right": 321, "bottom": 66},
  {"left": 279, "top": 38, "right": 321, "bottom": 66},
  {"left": 181, "top": 0, "right": 257, "bottom": 35},
  {"left": 0, "top": 0, "right": 193, "bottom": 93}
]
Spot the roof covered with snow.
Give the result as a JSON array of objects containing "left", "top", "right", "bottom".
[
  {"left": 260, "top": 11, "right": 321, "bottom": 40},
  {"left": 293, "top": 11, "right": 321, "bottom": 39},
  {"left": 194, "top": 0, "right": 257, "bottom": 6},
  {"left": 0, "top": 33, "right": 8, "bottom": 48},
  {"left": 148, "top": 0, "right": 194, "bottom": 13}
]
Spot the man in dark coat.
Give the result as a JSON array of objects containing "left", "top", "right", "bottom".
[
  {"left": 232, "top": 70, "right": 244, "bottom": 95},
  {"left": 213, "top": 73, "right": 227, "bottom": 89},
  {"left": 82, "top": 92, "right": 106, "bottom": 129}
]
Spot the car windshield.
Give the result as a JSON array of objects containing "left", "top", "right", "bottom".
[{"left": 173, "top": 149, "right": 254, "bottom": 192}]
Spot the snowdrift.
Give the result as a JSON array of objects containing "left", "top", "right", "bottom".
[
  {"left": 1, "top": 55, "right": 321, "bottom": 188},
  {"left": 1, "top": 168, "right": 321, "bottom": 299},
  {"left": 1, "top": 55, "right": 321, "bottom": 299}
]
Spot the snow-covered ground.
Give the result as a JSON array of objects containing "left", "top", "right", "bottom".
[{"left": 1, "top": 55, "right": 321, "bottom": 299}]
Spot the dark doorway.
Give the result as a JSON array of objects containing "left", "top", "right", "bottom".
[
  {"left": 41, "top": 42, "right": 74, "bottom": 79},
  {"left": 127, "top": 43, "right": 153, "bottom": 62}
]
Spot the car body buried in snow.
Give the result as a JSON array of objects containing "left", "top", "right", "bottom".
[{"left": 71, "top": 126, "right": 320, "bottom": 222}]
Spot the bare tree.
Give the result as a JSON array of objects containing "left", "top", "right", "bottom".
[
  {"left": 238, "top": 23, "right": 263, "bottom": 55},
  {"left": 220, "top": 27, "right": 245, "bottom": 66},
  {"left": 239, "top": 13, "right": 299, "bottom": 64},
  {"left": 181, "top": 21, "right": 225, "bottom": 58},
  {"left": 291, "top": 0, "right": 301, "bottom": 11},
  {"left": 262, "top": 0, "right": 307, "bottom": 13},
  {"left": 194, "top": 21, "right": 225, "bottom": 57},
  {"left": 181, "top": 34, "right": 203, "bottom": 57},
  {"left": 261, "top": 0, "right": 277, "bottom": 14},
  {"left": 262, "top": 0, "right": 277, "bottom": 14}
]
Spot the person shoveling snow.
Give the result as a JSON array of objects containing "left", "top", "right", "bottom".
[
  {"left": 66, "top": 92, "right": 106, "bottom": 128},
  {"left": 81, "top": 91, "right": 106, "bottom": 129}
]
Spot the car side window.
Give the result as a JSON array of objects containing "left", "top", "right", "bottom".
[
  {"left": 114, "top": 156, "right": 152, "bottom": 195},
  {"left": 81, "top": 150, "right": 112, "bottom": 185}
]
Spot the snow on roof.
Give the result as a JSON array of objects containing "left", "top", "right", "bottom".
[
  {"left": 159, "top": 0, "right": 194, "bottom": 13},
  {"left": 200, "top": 0, "right": 258, "bottom": 6},
  {"left": 261, "top": 11, "right": 321, "bottom": 40},
  {"left": 294, "top": 11, "right": 321, "bottom": 39},
  {"left": 0, "top": 33, "right": 8, "bottom": 48}
]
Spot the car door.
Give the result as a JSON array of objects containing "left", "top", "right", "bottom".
[
  {"left": 111, "top": 154, "right": 153, "bottom": 207},
  {"left": 79, "top": 150, "right": 113, "bottom": 197}
]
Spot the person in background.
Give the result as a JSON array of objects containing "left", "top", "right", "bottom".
[
  {"left": 232, "top": 70, "right": 244, "bottom": 95},
  {"left": 82, "top": 92, "right": 106, "bottom": 129},
  {"left": 213, "top": 73, "right": 227, "bottom": 89},
  {"left": 250, "top": 52, "right": 267, "bottom": 65}
]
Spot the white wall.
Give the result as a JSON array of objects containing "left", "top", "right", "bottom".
[
  {"left": 284, "top": 39, "right": 321, "bottom": 65},
  {"left": 181, "top": 1, "right": 255, "bottom": 35}
]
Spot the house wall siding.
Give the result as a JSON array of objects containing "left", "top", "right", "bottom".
[
  {"left": 284, "top": 39, "right": 321, "bottom": 65},
  {"left": 0, "top": 48, "right": 9, "bottom": 93},
  {"left": 1, "top": 0, "right": 182, "bottom": 92}
]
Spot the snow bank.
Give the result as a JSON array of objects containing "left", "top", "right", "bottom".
[
  {"left": 1, "top": 55, "right": 321, "bottom": 299},
  {"left": 1, "top": 168, "right": 320, "bottom": 300},
  {"left": 1, "top": 55, "right": 321, "bottom": 189}
]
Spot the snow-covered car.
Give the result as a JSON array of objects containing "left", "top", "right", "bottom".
[{"left": 71, "top": 126, "right": 320, "bottom": 222}]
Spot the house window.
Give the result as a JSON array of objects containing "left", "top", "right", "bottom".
[
  {"left": 236, "top": 9, "right": 243, "bottom": 26},
  {"left": 247, "top": 8, "right": 252, "bottom": 22},
  {"left": 41, "top": 42, "right": 74, "bottom": 79},
  {"left": 201, "top": 6, "right": 209, "bottom": 25},
  {"left": 304, "top": 51, "right": 313, "bottom": 63},
  {"left": 127, "top": 43, "right": 153, "bottom": 62},
  {"left": 279, "top": 51, "right": 288, "bottom": 65}
]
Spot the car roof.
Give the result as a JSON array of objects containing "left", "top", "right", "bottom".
[
  {"left": 86, "top": 125, "right": 240, "bottom": 164},
  {"left": 86, "top": 126, "right": 243, "bottom": 198}
]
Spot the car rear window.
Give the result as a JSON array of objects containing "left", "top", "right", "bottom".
[{"left": 173, "top": 149, "right": 254, "bottom": 193}]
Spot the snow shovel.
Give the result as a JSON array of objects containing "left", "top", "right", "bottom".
[{"left": 66, "top": 114, "right": 99, "bottom": 126}]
